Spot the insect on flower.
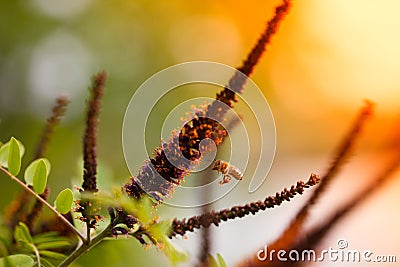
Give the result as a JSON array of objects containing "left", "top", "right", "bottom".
[{"left": 212, "top": 160, "right": 243, "bottom": 185}]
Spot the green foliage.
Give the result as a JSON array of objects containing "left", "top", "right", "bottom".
[
  {"left": 0, "top": 144, "right": 8, "bottom": 167},
  {"left": 55, "top": 189, "right": 73, "bottom": 214},
  {"left": 24, "top": 158, "right": 51, "bottom": 186},
  {"left": 0, "top": 138, "right": 25, "bottom": 169},
  {"left": 32, "top": 159, "right": 48, "bottom": 194},
  {"left": 217, "top": 253, "right": 227, "bottom": 267},
  {"left": 32, "top": 232, "right": 69, "bottom": 245},
  {"left": 7, "top": 138, "right": 21, "bottom": 176},
  {"left": 0, "top": 254, "right": 34, "bottom": 267},
  {"left": 12, "top": 223, "right": 70, "bottom": 267},
  {"left": 13, "top": 223, "right": 32, "bottom": 244},
  {"left": 80, "top": 189, "right": 188, "bottom": 264},
  {"left": 159, "top": 237, "right": 188, "bottom": 265},
  {"left": 39, "top": 251, "right": 66, "bottom": 261},
  {"left": 207, "top": 253, "right": 227, "bottom": 267},
  {"left": 81, "top": 188, "right": 155, "bottom": 221},
  {"left": 208, "top": 254, "right": 218, "bottom": 267}
]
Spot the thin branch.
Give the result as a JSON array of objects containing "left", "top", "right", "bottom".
[
  {"left": 0, "top": 166, "right": 86, "bottom": 242},
  {"left": 170, "top": 174, "right": 319, "bottom": 238},
  {"left": 198, "top": 225, "right": 211, "bottom": 266},
  {"left": 283, "top": 143, "right": 400, "bottom": 267},
  {"left": 59, "top": 223, "right": 114, "bottom": 267},
  {"left": 198, "top": 173, "right": 214, "bottom": 266},
  {"left": 9, "top": 96, "right": 69, "bottom": 233},
  {"left": 258, "top": 101, "right": 374, "bottom": 255},
  {"left": 299, "top": 101, "right": 374, "bottom": 209}
]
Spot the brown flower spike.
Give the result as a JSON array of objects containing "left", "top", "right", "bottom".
[
  {"left": 79, "top": 71, "right": 106, "bottom": 231},
  {"left": 124, "top": 0, "right": 291, "bottom": 203},
  {"left": 170, "top": 174, "right": 319, "bottom": 238},
  {"left": 82, "top": 71, "right": 106, "bottom": 193}
]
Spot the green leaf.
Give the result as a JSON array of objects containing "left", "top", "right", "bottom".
[
  {"left": 39, "top": 251, "right": 66, "bottom": 261},
  {"left": 0, "top": 145, "right": 8, "bottom": 167},
  {"left": 0, "top": 255, "right": 34, "bottom": 267},
  {"left": 24, "top": 158, "right": 51, "bottom": 186},
  {"left": 55, "top": 189, "right": 73, "bottom": 214},
  {"left": 14, "top": 222, "right": 33, "bottom": 244},
  {"left": 7, "top": 138, "right": 21, "bottom": 176},
  {"left": 0, "top": 236, "right": 11, "bottom": 253},
  {"left": 217, "top": 253, "right": 227, "bottom": 267},
  {"left": 0, "top": 139, "right": 24, "bottom": 168},
  {"left": 0, "top": 255, "right": 13, "bottom": 267},
  {"left": 40, "top": 258, "right": 56, "bottom": 267},
  {"left": 37, "top": 241, "right": 70, "bottom": 250},
  {"left": 32, "top": 232, "right": 67, "bottom": 244},
  {"left": 207, "top": 254, "right": 219, "bottom": 267},
  {"left": 31, "top": 232, "right": 58, "bottom": 243},
  {"left": 32, "top": 159, "right": 48, "bottom": 194}
]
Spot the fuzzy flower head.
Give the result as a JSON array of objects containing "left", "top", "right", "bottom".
[{"left": 124, "top": 103, "right": 229, "bottom": 202}]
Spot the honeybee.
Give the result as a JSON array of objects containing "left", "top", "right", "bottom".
[{"left": 212, "top": 160, "right": 243, "bottom": 185}]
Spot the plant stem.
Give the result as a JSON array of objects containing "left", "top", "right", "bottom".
[
  {"left": 86, "top": 222, "right": 91, "bottom": 243},
  {"left": 59, "top": 223, "right": 113, "bottom": 267},
  {"left": 30, "top": 244, "right": 41, "bottom": 267},
  {"left": 0, "top": 166, "right": 86, "bottom": 242}
]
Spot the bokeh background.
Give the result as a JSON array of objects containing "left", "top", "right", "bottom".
[{"left": 1, "top": 0, "right": 400, "bottom": 266}]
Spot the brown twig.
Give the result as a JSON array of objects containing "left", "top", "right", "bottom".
[
  {"left": 198, "top": 225, "right": 212, "bottom": 266},
  {"left": 0, "top": 166, "right": 85, "bottom": 242},
  {"left": 253, "top": 101, "right": 374, "bottom": 259},
  {"left": 198, "top": 173, "right": 214, "bottom": 266},
  {"left": 279, "top": 127, "right": 400, "bottom": 267}
]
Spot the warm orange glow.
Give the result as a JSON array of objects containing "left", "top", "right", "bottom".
[{"left": 267, "top": 0, "right": 400, "bottom": 113}]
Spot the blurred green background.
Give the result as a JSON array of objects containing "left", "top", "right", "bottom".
[{"left": 1, "top": 0, "right": 400, "bottom": 266}]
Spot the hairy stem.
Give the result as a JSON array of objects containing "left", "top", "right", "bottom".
[{"left": 0, "top": 166, "right": 85, "bottom": 242}]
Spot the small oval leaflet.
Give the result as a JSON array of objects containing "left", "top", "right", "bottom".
[
  {"left": 14, "top": 222, "right": 33, "bottom": 244},
  {"left": 8, "top": 137, "right": 22, "bottom": 176},
  {"left": 32, "top": 159, "right": 48, "bottom": 194},
  {"left": 24, "top": 158, "right": 51, "bottom": 186},
  {"left": 0, "top": 254, "right": 34, "bottom": 267},
  {"left": 55, "top": 188, "right": 73, "bottom": 214},
  {"left": 0, "top": 142, "right": 8, "bottom": 167},
  {"left": 0, "top": 138, "right": 25, "bottom": 168}
]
